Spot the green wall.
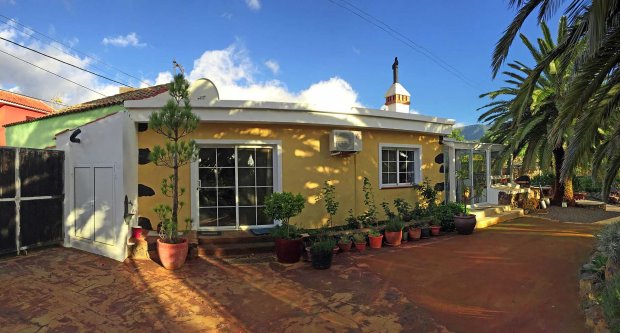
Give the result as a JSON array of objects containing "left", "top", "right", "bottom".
[{"left": 4, "top": 105, "right": 122, "bottom": 148}]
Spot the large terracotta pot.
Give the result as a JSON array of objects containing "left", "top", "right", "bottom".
[
  {"left": 430, "top": 226, "right": 441, "bottom": 236},
  {"left": 157, "top": 238, "right": 189, "bottom": 270},
  {"left": 408, "top": 227, "right": 421, "bottom": 240},
  {"left": 454, "top": 214, "right": 477, "bottom": 235},
  {"left": 275, "top": 238, "right": 303, "bottom": 263},
  {"left": 384, "top": 230, "right": 402, "bottom": 246},
  {"left": 368, "top": 234, "right": 383, "bottom": 249},
  {"left": 354, "top": 242, "right": 367, "bottom": 252}
]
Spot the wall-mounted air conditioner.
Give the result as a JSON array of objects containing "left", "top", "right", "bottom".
[{"left": 329, "top": 130, "right": 362, "bottom": 154}]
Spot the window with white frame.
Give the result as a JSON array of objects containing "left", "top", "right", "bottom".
[{"left": 379, "top": 145, "right": 421, "bottom": 188}]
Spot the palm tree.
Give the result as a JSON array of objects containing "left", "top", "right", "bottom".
[
  {"left": 492, "top": 1, "right": 620, "bottom": 199},
  {"left": 480, "top": 18, "right": 575, "bottom": 205}
]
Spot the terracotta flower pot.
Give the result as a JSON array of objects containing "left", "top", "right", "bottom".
[
  {"left": 368, "top": 234, "right": 383, "bottom": 249},
  {"left": 454, "top": 214, "right": 477, "bottom": 235},
  {"left": 157, "top": 238, "right": 189, "bottom": 270},
  {"left": 338, "top": 241, "right": 352, "bottom": 252},
  {"left": 408, "top": 227, "right": 421, "bottom": 240},
  {"left": 354, "top": 242, "right": 367, "bottom": 252},
  {"left": 430, "top": 226, "right": 441, "bottom": 236},
  {"left": 275, "top": 238, "right": 303, "bottom": 263},
  {"left": 384, "top": 230, "right": 402, "bottom": 246}
]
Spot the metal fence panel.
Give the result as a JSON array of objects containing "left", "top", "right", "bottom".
[
  {"left": 0, "top": 201, "right": 16, "bottom": 254},
  {"left": 0, "top": 149, "right": 16, "bottom": 199},
  {"left": 19, "top": 198, "right": 63, "bottom": 248}
]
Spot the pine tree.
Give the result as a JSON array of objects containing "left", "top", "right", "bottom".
[{"left": 149, "top": 71, "right": 199, "bottom": 243}]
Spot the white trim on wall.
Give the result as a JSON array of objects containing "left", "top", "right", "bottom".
[{"left": 378, "top": 143, "right": 423, "bottom": 189}]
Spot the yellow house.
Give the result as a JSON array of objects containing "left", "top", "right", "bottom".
[{"left": 126, "top": 71, "right": 453, "bottom": 231}]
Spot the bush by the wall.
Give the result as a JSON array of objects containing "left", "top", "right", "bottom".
[
  {"left": 598, "top": 222, "right": 620, "bottom": 264},
  {"left": 601, "top": 275, "right": 620, "bottom": 333}
]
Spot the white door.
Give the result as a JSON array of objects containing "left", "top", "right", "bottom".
[
  {"left": 74, "top": 167, "right": 94, "bottom": 240},
  {"left": 94, "top": 167, "right": 115, "bottom": 245},
  {"left": 73, "top": 166, "right": 115, "bottom": 244}
]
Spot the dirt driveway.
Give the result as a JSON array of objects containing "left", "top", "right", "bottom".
[{"left": 0, "top": 217, "right": 600, "bottom": 332}]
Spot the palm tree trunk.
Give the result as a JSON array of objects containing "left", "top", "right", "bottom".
[{"left": 551, "top": 147, "right": 575, "bottom": 206}]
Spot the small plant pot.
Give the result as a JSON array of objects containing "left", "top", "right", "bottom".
[
  {"left": 311, "top": 250, "right": 334, "bottom": 269},
  {"left": 408, "top": 227, "right": 421, "bottom": 240},
  {"left": 420, "top": 227, "right": 431, "bottom": 239},
  {"left": 430, "top": 226, "right": 441, "bottom": 236},
  {"left": 368, "top": 234, "right": 383, "bottom": 249},
  {"left": 354, "top": 242, "right": 367, "bottom": 252},
  {"left": 401, "top": 230, "right": 409, "bottom": 242},
  {"left": 157, "top": 238, "right": 188, "bottom": 270},
  {"left": 275, "top": 238, "right": 303, "bottom": 263},
  {"left": 454, "top": 214, "right": 477, "bottom": 235},
  {"left": 338, "top": 241, "right": 352, "bottom": 252},
  {"left": 131, "top": 226, "right": 143, "bottom": 239},
  {"left": 384, "top": 230, "right": 402, "bottom": 246}
]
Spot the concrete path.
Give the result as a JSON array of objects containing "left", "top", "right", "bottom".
[{"left": 0, "top": 217, "right": 599, "bottom": 332}]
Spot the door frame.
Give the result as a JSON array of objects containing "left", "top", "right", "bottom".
[{"left": 191, "top": 140, "right": 283, "bottom": 231}]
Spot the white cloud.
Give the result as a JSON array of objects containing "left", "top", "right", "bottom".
[
  {"left": 454, "top": 122, "right": 465, "bottom": 128},
  {"left": 245, "top": 0, "right": 261, "bottom": 11},
  {"left": 0, "top": 22, "right": 118, "bottom": 106},
  {"left": 221, "top": 12, "right": 233, "bottom": 20},
  {"left": 188, "top": 43, "right": 363, "bottom": 110},
  {"left": 102, "top": 32, "right": 146, "bottom": 48},
  {"left": 264, "top": 60, "right": 279, "bottom": 75}
]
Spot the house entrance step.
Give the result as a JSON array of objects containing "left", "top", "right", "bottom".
[
  {"left": 475, "top": 209, "right": 524, "bottom": 229},
  {"left": 197, "top": 241, "right": 275, "bottom": 258}
]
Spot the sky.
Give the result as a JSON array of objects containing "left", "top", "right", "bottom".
[{"left": 0, "top": 0, "right": 563, "bottom": 125}]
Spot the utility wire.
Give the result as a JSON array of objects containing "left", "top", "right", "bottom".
[
  {"left": 0, "top": 87, "right": 68, "bottom": 107},
  {"left": 0, "top": 14, "right": 151, "bottom": 87},
  {"left": 0, "top": 36, "right": 133, "bottom": 88},
  {"left": 327, "top": 0, "right": 481, "bottom": 90},
  {"left": 0, "top": 48, "right": 106, "bottom": 96}
]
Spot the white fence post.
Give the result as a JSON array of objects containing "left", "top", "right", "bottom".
[{"left": 14, "top": 148, "right": 20, "bottom": 255}]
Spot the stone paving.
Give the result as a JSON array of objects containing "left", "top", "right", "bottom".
[{"left": 0, "top": 217, "right": 601, "bottom": 332}]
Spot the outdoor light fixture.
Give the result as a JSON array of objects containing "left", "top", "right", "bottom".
[{"left": 69, "top": 128, "right": 81, "bottom": 143}]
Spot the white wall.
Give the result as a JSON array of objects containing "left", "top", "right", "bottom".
[{"left": 57, "top": 111, "right": 134, "bottom": 261}]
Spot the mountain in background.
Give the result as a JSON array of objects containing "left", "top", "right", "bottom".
[{"left": 456, "top": 124, "right": 487, "bottom": 141}]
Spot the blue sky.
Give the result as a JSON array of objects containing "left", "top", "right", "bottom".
[{"left": 0, "top": 0, "right": 562, "bottom": 125}]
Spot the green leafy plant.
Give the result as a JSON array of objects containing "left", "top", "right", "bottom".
[
  {"left": 385, "top": 217, "right": 404, "bottom": 232},
  {"left": 265, "top": 192, "right": 305, "bottom": 240},
  {"left": 311, "top": 237, "right": 337, "bottom": 255},
  {"left": 394, "top": 198, "right": 413, "bottom": 221},
  {"left": 149, "top": 72, "right": 199, "bottom": 244},
  {"left": 345, "top": 209, "right": 361, "bottom": 229},
  {"left": 338, "top": 235, "right": 351, "bottom": 244},
  {"left": 597, "top": 222, "right": 620, "bottom": 264},
  {"left": 352, "top": 232, "right": 366, "bottom": 243},
  {"left": 368, "top": 229, "right": 381, "bottom": 237},
  {"left": 601, "top": 275, "right": 620, "bottom": 332},
  {"left": 320, "top": 181, "right": 339, "bottom": 228},
  {"left": 430, "top": 216, "right": 441, "bottom": 227},
  {"left": 362, "top": 177, "right": 378, "bottom": 226},
  {"left": 381, "top": 201, "right": 396, "bottom": 220},
  {"left": 417, "top": 177, "right": 439, "bottom": 208}
]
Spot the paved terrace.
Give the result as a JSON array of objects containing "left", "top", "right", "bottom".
[{"left": 0, "top": 217, "right": 600, "bottom": 332}]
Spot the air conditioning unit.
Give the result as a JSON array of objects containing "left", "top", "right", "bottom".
[{"left": 330, "top": 130, "right": 362, "bottom": 154}]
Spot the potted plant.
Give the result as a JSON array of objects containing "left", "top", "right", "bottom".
[
  {"left": 149, "top": 72, "right": 199, "bottom": 270},
  {"left": 311, "top": 237, "right": 337, "bottom": 269},
  {"left": 352, "top": 232, "right": 367, "bottom": 251},
  {"left": 265, "top": 192, "right": 306, "bottom": 263},
  {"left": 384, "top": 217, "right": 404, "bottom": 246},
  {"left": 337, "top": 235, "right": 352, "bottom": 252},
  {"left": 320, "top": 181, "right": 339, "bottom": 228},
  {"left": 368, "top": 229, "right": 383, "bottom": 249},
  {"left": 430, "top": 217, "right": 441, "bottom": 236},
  {"left": 420, "top": 222, "right": 431, "bottom": 239},
  {"left": 408, "top": 222, "right": 422, "bottom": 240},
  {"left": 454, "top": 204, "right": 477, "bottom": 235}
]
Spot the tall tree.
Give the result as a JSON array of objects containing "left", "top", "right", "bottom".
[
  {"left": 149, "top": 72, "right": 199, "bottom": 243},
  {"left": 480, "top": 18, "right": 575, "bottom": 204},
  {"left": 492, "top": 0, "right": 620, "bottom": 199}
]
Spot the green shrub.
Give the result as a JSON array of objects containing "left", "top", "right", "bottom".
[
  {"left": 394, "top": 198, "right": 414, "bottom": 221},
  {"left": 368, "top": 229, "right": 381, "bottom": 237},
  {"left": 574, "top": 176, "right": 602, "bottom": 193},
  {"left": 320, "top": 181, "right": 339, "bottom": 227},
  {"left": 311, "top": 237, "right": 337, "bottom": 255},
  {"left": 352, "top": 232, "right": 366, "bottom": 243},
  {"left": 345, "top": 209, "right": 361, "bottom": 229},
  {"left": 531, "top": 171, "right": 555, "bottom": 186},
  {"left": 381, "top": 201, "right": 396, "bottom": 220},
  {"left": 601, "top": 275, "right": 620, "bottom": 332},
  {"left": 265, "top": 192, "right": 305, "bottom": 239},
  {"left": 385, "top": 217, "right": 404, "bottom": 232},
  {"left": 338, "top": 235, "right": 351, "bottom": 244},
  {"left": 598, "top": 222, "right": 620, "bottom": 264}
]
